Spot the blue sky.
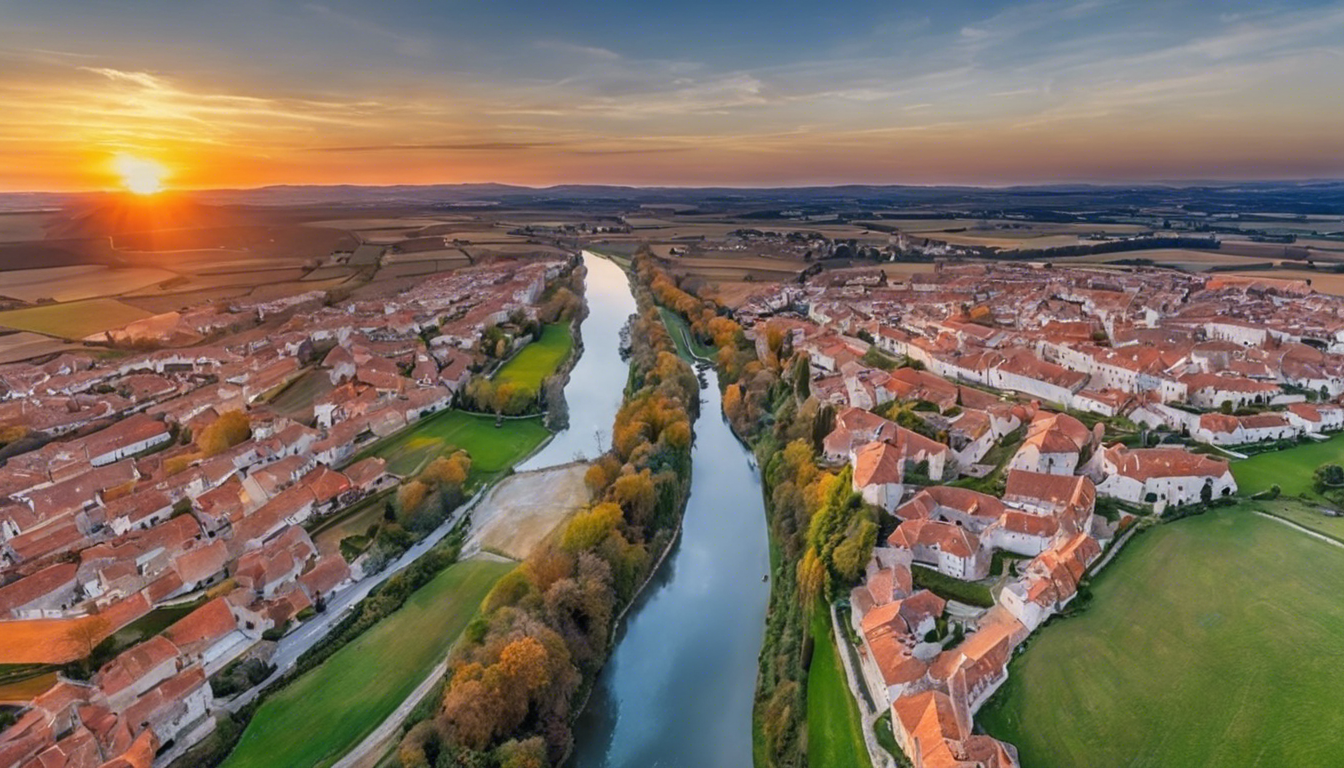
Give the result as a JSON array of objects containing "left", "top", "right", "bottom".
[{"left": 1, "top": 0, "right": 1342, "bottom": 189}]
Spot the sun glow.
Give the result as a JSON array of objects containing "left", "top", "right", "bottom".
[{"left": 113, "top": 153, "right": 168, "bottom": 194}]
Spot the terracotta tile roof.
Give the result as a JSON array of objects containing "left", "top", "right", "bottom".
[
  {"left": 98, "top": 728, "right": 157, "bottom": 768},
  {"left": 162, "top": 597, "right": 237, "bottom": 656},
  {"left": 171, "top": 539, "right": 230, "bottom": 585},
  {"left": 95, "top": 635, "right": 179, "bottom": 700},
  {"left": 853, "top": 441, "right": 903, "bottom": 487},
  {"left": 1103, "top": 445, "right": 1230, "bottom": 481},
  {"left": 898, "top": 486, "right": 1006, "bottom": 524},
  {"left": 1020, "top": 411, "right": 1090, "bottom": 454},
  {"left": 298, "top": 554, "right": 350, "bottom": 600},
  {"left": 300, "top": 466, "right": 352, "bottom": 505},
  {"left": 1004, "top": 470, "right": 1096, "bottom": 514},
  {"left": 121, "top": 666, "right": 207, "bottom": 736},
  {"left": 888, "top": 519, "right": 980, "bottom": 559},
  {"left": 342, "top": 457, "right": 387, "bottom": 489},
  {"left": 81, "top": 415, "right": 169, "bottom": 462},
  {"left": 0, "top": 563, "right": 78, "bottom": 617}
]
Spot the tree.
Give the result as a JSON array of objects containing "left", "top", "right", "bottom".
[
  {"left": 163, "top": 454, "right": 198, "bottom": 476},
  {"left": 723, "top": 384, "right": 744, "bottom": 425},
  {"left": 610, "top": 472, "right": 656, "bottom": 528},
  {"left": 661, "top": 420, "right": 692, "bottom": 451},
  {"left": 831, "top": 520, "right": 878, "bottom": 583},
  {"left": 494, "top": 737, "right": 547, "bottom": 768},
  {"left": 397, "top": 480, "right": 429, "bottom": 518},
  {"left": 197, "top": 410, "right": 250, "bottom": 456},
  {"left": 440, "top": 673, "right": 500, "bottom": 750},
  {"left": 797, "top": 548, "right": 827, "bottom": 610},
  {"left": 791, "top": 356, "right": 810, "bottom": 400},
  {"left": 466, "top": 378, "right": 495, "bottom": 412},
  {"left": 561, "top": 503, "right": 623, "bottom": 552},
  {"left": 1315, "top": 463, "right": 1344, "bottom": 492},
  {"left": 584, "top": 458, "right": 617, "bottom": 497},
  {"left": 422, "top": 452, "right": 471, "bottom": 490},
  {"left": 497, "top": 636, "right": 552, "bottom": 693}
]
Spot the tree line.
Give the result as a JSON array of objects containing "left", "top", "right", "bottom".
[
  {"left": 396, "top": 261, "right": 701, "bottom": 768},
  {"left": 643, "top": 253, "right": 879, "bottom": 767}
]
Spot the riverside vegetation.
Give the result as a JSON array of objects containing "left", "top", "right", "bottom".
[
  {"left": 393, "top": 257, "right": 701, "bottom": 768},
  {"left": 644, "top": 251, "right": 876, "bottom": 768}
]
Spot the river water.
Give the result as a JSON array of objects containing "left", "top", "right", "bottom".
[
  {"left": 519, "top": 251, "right": 639, "bottom": 471},
  {"left": 529, "top": 250, "right": 772, "bottom": 766},
  {"left": 569, "top": 365, "right": 772, "bottom": 766}
]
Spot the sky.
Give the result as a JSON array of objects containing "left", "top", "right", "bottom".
[{"left": 1, "top": 0, "right": 1343, "bottom": 191}]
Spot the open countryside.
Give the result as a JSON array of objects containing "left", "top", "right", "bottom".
[
  {"left": 979, "top": 506, "right": 1344, "bottom": 768},
  {"left": 0, "top": 298, "right": 152, "bottom": 339}
]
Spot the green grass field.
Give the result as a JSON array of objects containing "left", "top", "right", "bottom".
[
  {"left": 806, "top": 605, "right": 873, "bottom": 768},
  {"left": 0, "top": 298, "right": 151, "bottom": 339},
  {"left": 359, "top": 409, "right": 549, "bottom": 477},
  {"left": 222, "top": 558, "right": 514, "bottom": 768},
  {"left": 979, "top": 505, "right": 1344, "bottom": 768},
  {"left": 656, "top": 306, "right": 716, "bottom": 360},
  {"left": 494, "top": 323, "right": 573, "bottom": 390},
  {"left": 1231, "top": 432, "right": 1344, "bottom": 497},
  {"left": 1251, "top": 497, "right": 1344, "bottom": 544}
]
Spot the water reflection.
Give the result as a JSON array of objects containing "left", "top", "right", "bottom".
[
  {"left": 570, "top": 366, "right": 772, "bottom": 768},
  {"left": 520, "top": 251, "right": 638, "bottom": 471}
]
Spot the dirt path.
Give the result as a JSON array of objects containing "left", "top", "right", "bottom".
[{"left": 1254, "top": 510, "right": 1344, "bottom": 550}]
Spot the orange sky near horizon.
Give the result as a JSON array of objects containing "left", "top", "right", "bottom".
[{"left": 2, "top": 0, "right": 1343, "bottom": 192}]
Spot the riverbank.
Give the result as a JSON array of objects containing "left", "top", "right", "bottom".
[
  {"left": 641, "top": 251, "right": 881, "bottom": 768},
  {"left": 567, "top": 349, "right": 769, "bottom": 768},
  {"left": 394, "top": 257, "right": 699, "bottom": 767}
]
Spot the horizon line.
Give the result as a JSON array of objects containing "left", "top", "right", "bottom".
[{"left": 4, "top": 177, "right": 1344, "bottom": 198}]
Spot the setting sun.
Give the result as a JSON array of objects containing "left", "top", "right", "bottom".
[{"left": 113, "top": 153, "right": 168, "bottom": 194}]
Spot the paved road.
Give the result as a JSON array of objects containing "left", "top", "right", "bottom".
[
  {"left": 154, "top": 488, "right": 493, "bottom": 767},
  {"left": 222, "top": 484, "right": 491, "bottom": 714}
]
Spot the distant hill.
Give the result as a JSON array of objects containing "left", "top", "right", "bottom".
[{"left": 4, "top": 180, "right": 1342, "bottom": 219}]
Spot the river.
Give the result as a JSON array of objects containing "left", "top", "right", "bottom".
[
  {"left": 526, "top": 250, "right": 772, "bottom": 766},
  {"left": 519, "top": 251, "right": 638, "bottom": 471},
  {"left": 569, "top": 365, "right": 772, "bottom": 766}
]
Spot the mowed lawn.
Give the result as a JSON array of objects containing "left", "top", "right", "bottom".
[
  {"left": 1252, "top": 497, "right": 1344, "bottom": 543},
  {"left": 807, "top": 606, "right": 873, "bottom": 768},
  {"left": 0, "top": 298, "right": 151, "bottom": 339},
  {"left": 222, "top": 558, "right": 514, "bottom": 768},
  {"left": 362, "top": 409, "right": 550, "bottom": 477},
  {"left": 494, "top": 323, "right": 573, "bottom": 390},
  {"left": 1231, "top": 432, "right": 1344, "bottom": 497},
  {"left": 979, "top": 506, "right": 1344, "bottom": 768}
]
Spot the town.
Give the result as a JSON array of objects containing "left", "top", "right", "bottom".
[
  {"left": 0, "top": 255, "right": 573, "bottom": 767},
  {"left": 720, "top": 261, "right": 1344, "bottom": 767}
]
